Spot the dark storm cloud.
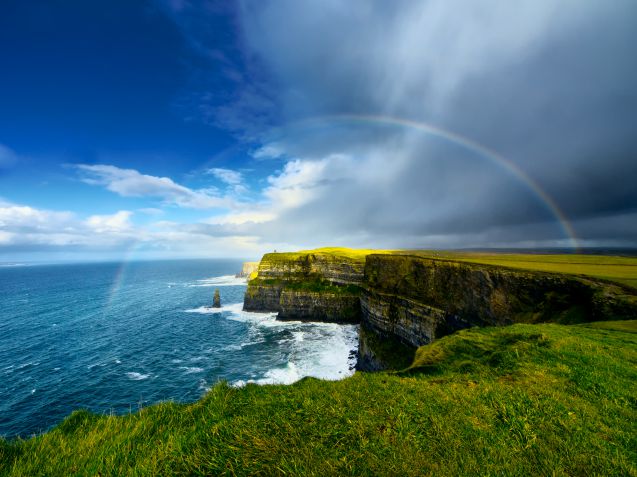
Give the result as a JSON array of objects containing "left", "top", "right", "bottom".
[{"left": 165, "top": 0, "right": 637, "bottom": 248}]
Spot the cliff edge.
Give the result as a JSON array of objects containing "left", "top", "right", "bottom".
[
  {"left": 243, "top": 249, "right": 637, "bottom": 369},
  {"left": 236, "top": 261, "right": 259, "bottom": 279}
]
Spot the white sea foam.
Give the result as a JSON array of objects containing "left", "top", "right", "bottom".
[
  {"left": 184, "top": 302, "right": 244, "bottom": 314},
  {"left": 126, "top": 372, "right": 150, "bottom": 380},
  {"left": 222, "top": 344, "right": 243, "bottom": 351},
  {"left": 225, "top": 307, "right": 278, "bottom": 324},
  {"left": 232, "top": 323, "right": 359, "bottom": 387},
  {"left": 180, "top": 366, "right": 204, "bottom": 374},
  {"left": 190, "top": 275, "right": 247, "bottom": 287},
  {"left": 16, "top": 362, "right": 38, "bottom": 370},
  {"left": 198, "top": 379, "right": 210, "bottom": 393},
  {"left": 239, "top": 338, "right": 265, "bottom": 348}
]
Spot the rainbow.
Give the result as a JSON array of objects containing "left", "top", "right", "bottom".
[
  {"left": 288, "top": 114, "right": 579, "bottom": 251},
  {"left": 105, "top": 240, "right": 142, "bottom": 308}
]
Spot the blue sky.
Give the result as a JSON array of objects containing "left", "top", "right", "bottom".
[{"left": 1, "top": 0, "right": 636, "bottom": 262}]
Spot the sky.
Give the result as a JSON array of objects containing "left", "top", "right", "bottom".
[{"left": 1, "top": 0, "right": 636, "bottom": 262}]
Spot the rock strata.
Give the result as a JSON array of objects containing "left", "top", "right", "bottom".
[{"left": 243, "top": 251, "right": 637, "bottom": 370}]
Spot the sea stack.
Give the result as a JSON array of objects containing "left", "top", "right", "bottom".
[{"left": 213, "top": 289, "right": 221, "bottom": 308}]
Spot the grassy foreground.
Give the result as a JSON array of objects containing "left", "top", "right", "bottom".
[{"left": 1, "top": 321, "right": 636, "bottom": 476}]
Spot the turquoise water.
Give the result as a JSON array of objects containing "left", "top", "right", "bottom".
[{"left": 0, "top": 260, "right": 357, "bottom": 438}]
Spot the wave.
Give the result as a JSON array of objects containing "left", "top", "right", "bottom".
[
  {"left": 184, "top": 298, "right": 358, "bottom": 389},
  {"left": 198, "top": 379, "right": 210, "bottom": 393},
  {"left": 189, "top": 275, "right": 247, "bottom": 287},
  {"left": 232, "top": 323, "right": 358, "bottom": 387},
  {"left": 184, "top": 302, "right": 244, "bottom": 314},
  {"left": 179, "top": 366, "right": 204, "bottom": 374},
  {"left": 126, "top": 372, "right": 150, "bottom": 381},
  {"left": 225, "top": 307, "right": 279, "bottom": 324},
  {"left": 186, "top": 303, "right": 280, "bottom": 325},
  {"left": 15, "top": 362, "right": 39, "bottom": 371}
]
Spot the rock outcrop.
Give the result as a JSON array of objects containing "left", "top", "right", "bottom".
[
  {"left": 213, "top": 289, "right": 221, "bottom": 308},
  {"left": 243, "top": 250, "right": 637, "bottom": 370}
]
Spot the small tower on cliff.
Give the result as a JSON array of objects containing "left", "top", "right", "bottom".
[{"left": 213, "top": 289, "right": 221, "bottom": 308}]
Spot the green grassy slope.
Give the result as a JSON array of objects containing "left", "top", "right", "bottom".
[{"left": 2, "top": 321, "right": 635, "bottom": 476}]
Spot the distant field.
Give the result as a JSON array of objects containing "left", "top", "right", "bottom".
[
  {"left": 274, "top": 247, "right": 395, "bottom": 262},
  {"left": 405, "top": 251, "right": 637, "bottom": 290},
  {"left": 274, "top": 248, "right": 637, "bottom": 290}
]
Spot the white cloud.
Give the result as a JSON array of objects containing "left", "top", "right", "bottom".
[
  {"left": 86, "top": 211, "right": 133, "bottom": 233},
  {"left": 264, "top": 157, "right": 335, "bottom": 210},
  {"left": 252, "top": 142, "right": 285, "bottom": 160},
  {"left": 0, "top": 202, "right": 139, "bottom": 248},
  {"left": 205, "top": 211, "right": 276, "bottom": 225},
  {"left": 0, "top": 204, "right": 75, "bottom": 229},
  {"left": 207, "top": 167, "right": 242, "bottom": 185},
  {"left": 0, "top": 200, "right": 280, "bottom": 259},
  {"left": 0, "top": 231, "right": 15, "bottom": 245},
  {"left": 75, "top": 164, "right": 235, "bottom": 209}
]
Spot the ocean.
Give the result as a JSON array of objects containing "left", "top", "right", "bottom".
[{"left": 0, "top": 259, "right": 358, "bottom": 438}]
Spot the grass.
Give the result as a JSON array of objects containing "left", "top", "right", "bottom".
[
  {"left": 2, "top": 321, "right": 635, "bottom": 476},
  {"left": 402, "top": 250, "right": 637, "bottom": 289},
  {"left": 263, "top": 247, "right": 637, "bottom": 289},
  {"left": 266, "top": 247, "right": 396, "bottom": 264}
]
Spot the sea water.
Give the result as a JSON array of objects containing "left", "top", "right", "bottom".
[{"left": 0, "top": 260, "right": 358, "bottom": 438}]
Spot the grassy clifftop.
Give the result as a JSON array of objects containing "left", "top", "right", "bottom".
[
  {"left": 403, "top": 251, "right": 637, "bottom": 290},
  {"left": 254, "top": 247, "right": 637, "bottom": 289},
  {"left": 1, "top": 321, "right": 635, "bottom": 475}
]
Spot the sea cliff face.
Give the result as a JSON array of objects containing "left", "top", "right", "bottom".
[
  {"left": 236, "top": 261, "right": 259, "bottom": 279},
  {"left": 361, "top": 254, "right": 636, "bottom": 348},
  {"left": 250, "top": 252, "right": 365, "bottom": 285},
  {"left": 278, "top": 289, "right": 360, "bottom": 323},
  {"left": 243, "top": 252, "right": 364, "bottom": 321},
  {"left": 243, "top": 250, "right": 637, "bottom": 370}
]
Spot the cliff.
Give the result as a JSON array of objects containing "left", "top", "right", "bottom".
[
  {"left": 243, "top": 251, "right": 364, "bottom": 322},
  {"left": 236, "top": 261, "right": 259, "bottom": 279},
  {"left": 361, "top": 254, "right": 637, "bottom": 348},
  {"left": 243, "top": 249, "right": 637, "bottom": 369}
]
